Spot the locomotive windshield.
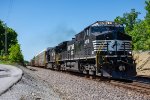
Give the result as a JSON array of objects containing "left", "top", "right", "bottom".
[{"left": 91, "top": 26, "right": 124, "bottom": 33}]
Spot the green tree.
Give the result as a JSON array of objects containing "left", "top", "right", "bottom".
[
  {"left": 145, "top": 0, "right": 150, "bottom": 36},
  {"left": 0, "top": 20, "right": 5, "bottom": 53},
  {"left": 0, "top": 20, "right": 18, "bottom": 55},
  {"left": 0, "top": 20, "right": 24, "bottom": 64},
  {"left": 8, "top": 43, "right": 24, "bottom": 63},
  {"left": 126, "top": 0, "right": 150, "bottom": 50},
  {"left": 130, "top": 21, "right": 150, "bottom": 50},
  {"left": 114, "top": 6, "right": 150, "bottom": 50},
  {"left": 144, "top": 0, "right": 150, "bottom": 50},
  {"left": 7, "top": 27, "right": 18, "bottom": 50},
  {"left": 145, "top": 0, "right": 150, "bottom": 25},
  {"left": 114, "top": 9, "right": 140, "bottom": 33}
]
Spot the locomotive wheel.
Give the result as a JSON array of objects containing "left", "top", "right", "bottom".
[
  {"left": 85, "top": 70, "right": 90, "bottom": 78},
  {"left": 78, "top": 64, "right": 84, "bottom": 73},
  {"left": 57, "top": 64, "right": 61, "bottom": 71},
  {"left": 45, "top": 63, "right": 48, "bottom": 69},
  {"left": 100, "top": 70, "right": 103, "bottom": 77},
  {"left": 92, "top": 71, "right": 96, "bottom": 79}
]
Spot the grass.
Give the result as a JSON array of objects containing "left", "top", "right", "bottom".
[{"left": 0, "top": 60, "right": 17, "bottom": 65}]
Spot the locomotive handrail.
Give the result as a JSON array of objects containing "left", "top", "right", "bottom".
[
  {"left": 55, "top": 54, "right": 60, "bottom": 65},
  {"left": 97, "top": 40, "right": 106, "bottom": 54},
  {"left": 96, "top": 40, "right": 106, "bottom": 66}
]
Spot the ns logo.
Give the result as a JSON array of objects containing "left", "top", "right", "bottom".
[{"left": 109, "top": 40, "right": 121, "bottom": 51}]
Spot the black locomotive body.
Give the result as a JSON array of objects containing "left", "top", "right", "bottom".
[{"left": 34, "top": 21, "right": 137, "bottom": 79}]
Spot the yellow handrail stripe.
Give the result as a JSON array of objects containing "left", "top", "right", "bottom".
[{"left": 96, "top": 40, "right": 106, "bottom": 67}]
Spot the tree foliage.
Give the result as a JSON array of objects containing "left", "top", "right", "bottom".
[
  {"left": 0, "top": 21, "right": 18, "bottom": 55},
  {"left": 114, "top": 2, "right": 150, "bottom": 50},
  {"left": 114, "top": 9, "right": 140, "bottom": 33},
  {"left": 130, "top": 21, "right": 150, "bottom": 50},
  {"left": 0, "top": 20, "right": 5, "bottom": 52},
  {"left": 0, "top": 20, "right": 24, "bottom": 64},
  {"left": 145, "top": 0, "right": 150, "bottom": 25},
  {"left": 132, "top": 0, "right": 150, "bottom": 50},
  {"left": 8, "top": 43, "right": 24, "bottom": 63},
  {"left": 7, "top": 28, "right": 18, "bottom": 50}
]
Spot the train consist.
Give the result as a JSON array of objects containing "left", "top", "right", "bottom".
[{"left": 31, "top": 21, "right": 137, "bottom": 79}]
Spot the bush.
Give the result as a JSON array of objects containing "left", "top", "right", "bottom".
[
  {"left": 0, "top": 55, "right": 9, "bottom": 61},
  {"left": 8, "top": 43, "right": 24, "bottom": 64}
]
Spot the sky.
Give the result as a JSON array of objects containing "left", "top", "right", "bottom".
[{"left": 0, "top": 0, "right": 147, "bottom": 61}]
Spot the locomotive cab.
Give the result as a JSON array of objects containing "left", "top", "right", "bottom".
[{"left": 90, "top": 22, "right": 136, "bottom": 78}]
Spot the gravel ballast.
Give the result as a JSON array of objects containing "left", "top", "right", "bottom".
[{"left": 1, "top": 66, "right": 150, "bottom": 100}]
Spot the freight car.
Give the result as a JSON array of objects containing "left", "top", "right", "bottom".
[
  {"left": 33, "top": 49, "right": 47, "bottom": 68},
  {"left": 30, "top": 59, "right": 35, "bottom": 66},
  {"left": 31, "top": 21, "right": 137, "bottom": 79}
]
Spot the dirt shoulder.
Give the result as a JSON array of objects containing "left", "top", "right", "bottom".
[{"left": 133, "top": 51, "right": 150, "bottom": 76}]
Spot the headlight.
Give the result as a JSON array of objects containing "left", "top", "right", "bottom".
[{"left": 129, "top": 51, "right": 132, "bottom": 54}]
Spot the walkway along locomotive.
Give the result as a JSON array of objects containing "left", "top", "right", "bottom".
[{"left": 31, "top": 21, "right": 137, "bottom": 79}]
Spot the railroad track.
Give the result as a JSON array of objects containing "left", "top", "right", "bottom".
[
  {"left": 59, "top": 70, "right": 150, "bottom": 94},
  {"left": 61, "top": 71, "right": 150, "bottom": 94},
  {"left": 110, "top": 80, "right": 150, "bottom": 94},
  {"left": 133, "top": 75, "right": 150, "bottom": 83},
  {"left": 28, "top": 66, "right": 150, "bottom": 94}
]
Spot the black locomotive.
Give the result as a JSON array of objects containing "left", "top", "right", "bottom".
[{"left": 32, "top": 21, "right": 137, "bottom": 79}]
